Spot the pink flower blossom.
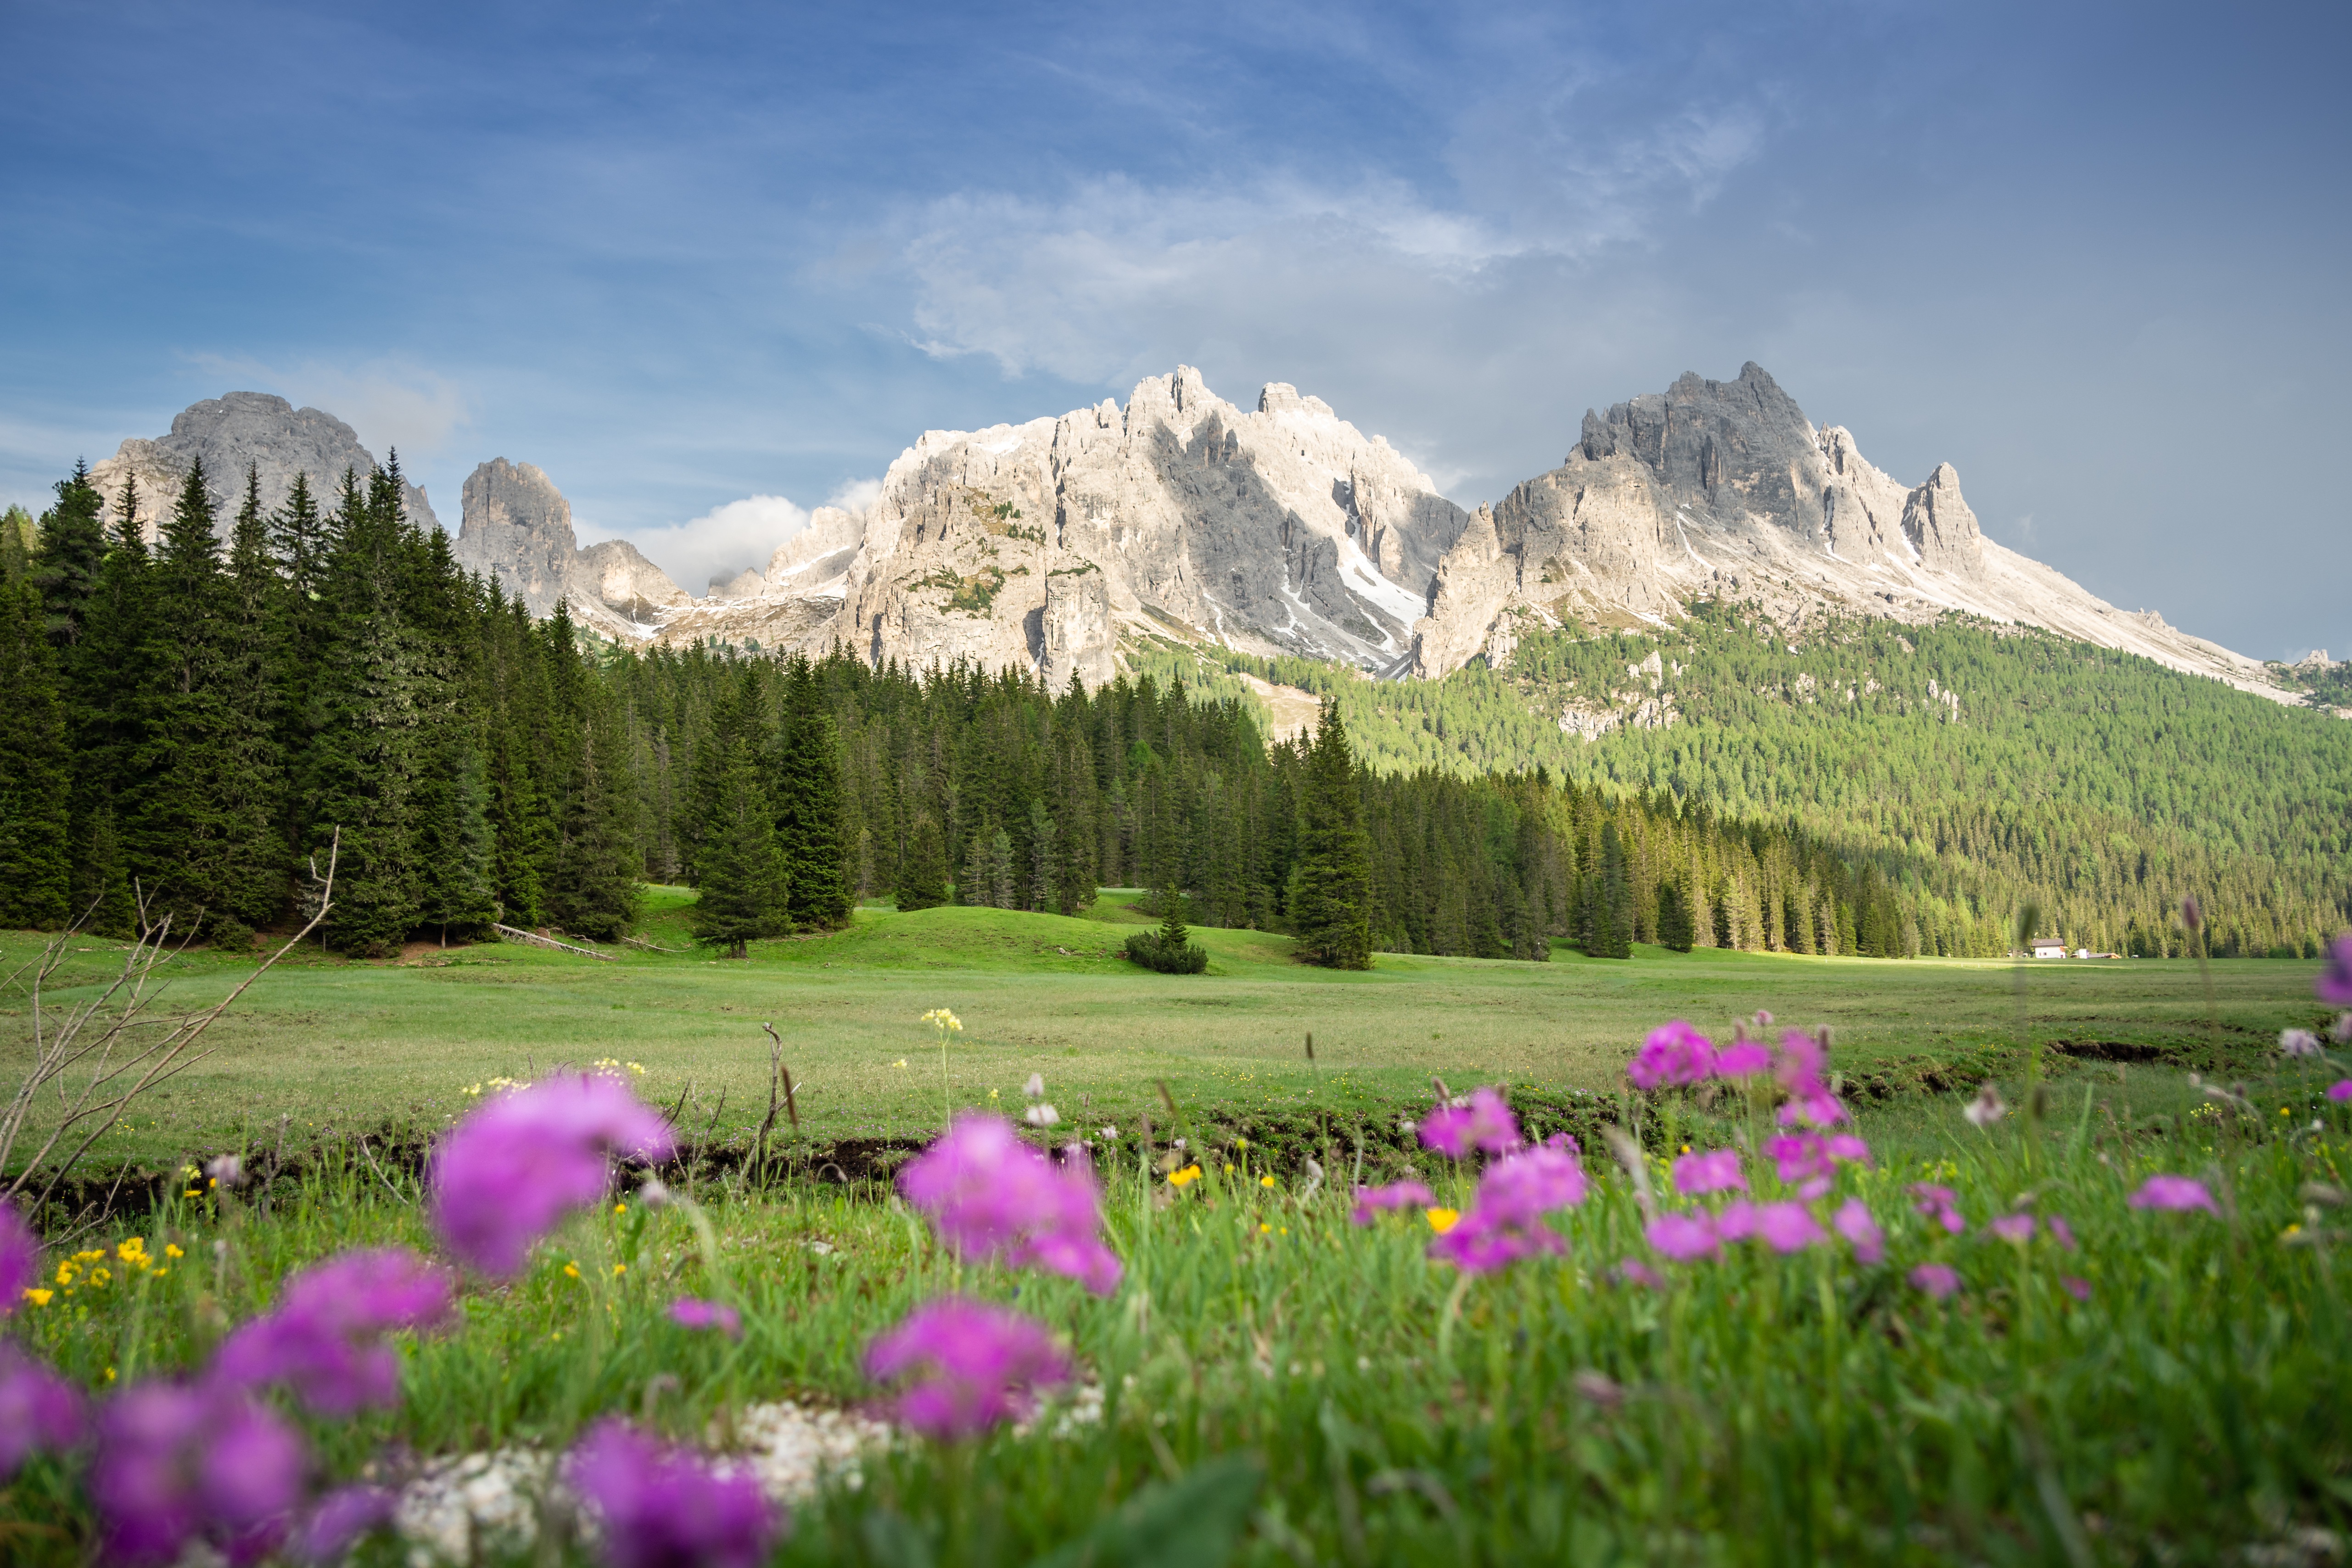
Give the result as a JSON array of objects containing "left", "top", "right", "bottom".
[
  {"left": 214, "top": 1249, "right": 453, "bottom": 1416},
  {"left": 1766, "top": 1134, "right": 1869, "bottom": 1191},
  {"left": 1418, "top": 1087, "right": 1522, "bottom": 1158},
  {"left": 1427, "top": 1137, "right": 1588, "bottom": 1274},
  {"left": 898, "top": 1114, "right": 1121, "bottom": 1294},
  {"left": 1616, "top": 1258, "right": 1665, "bottom": 1289},
  {"left": 1712, "top": 1041, "right": 1771, "bottom": 1078},
  {"left": 2320, "top": 931, "right": 2352, "bottom": 1005},
  {"left": 0, "top": 1201, "right": 37, "bottom": 1311},
  {"left": 2330, "top": 1081, "right": 2352, "bottom": 1103},
  {"left": 1776, "top": 1092, "right": 1851, "bottom": 1129},
  {"left": 1671, "top": 1149, "right": 1747, "bottom": 1196},
  {"left": 0, "top": 1345, "right": 83, "bottom": 1480},
  {"left": 2060, "top": 1276, "right": 2092, "bottom": 1302},
  {"left": 1646, "top": 1212, "right": 1720, "bottom": 1261},
  {"left": 1427, "top": 1206, "right": 1565, "bottom": 1273},
  {"left": 1350, "top": 1181, "right": 1437, "bottom": 1225},
  {"left": 1754, "top": 1201, "right": 1825, "bottom": 1253},
  {"left": 1909, "top": 1183, "right": 1966, "bottom": 1235},
  {"left": 2048, "top": 1215, "right": 2076, "bottom": 1251},
  {"left": 1909, "top": 1262, "right": 1961, "bottom": 1299},
  {"left": 1988, "top": 1214, "right": 2036, "bottom": 1244},
  {"left": 294, "top": 1486, "right": 395, "bottom": 1567},
  {"left": 865, "top": 1298, "right": 1069, "bottom": 1440},
  {"left": 428, "top": 1074, "right": 675, "bottom": 1277},
  {"left": 569, "top": 1418, "right": 779, "bottom": 1568},
  {"left": 1774, "top": 1030, "right": 1827, "bottom": 1097},
  {"left": 1832, "top": 1198, "right": 1884, "bottom": 1264},
  {"left": 2128, "top": 1174, "right": 2219, "bottom": 1215},
  {"left": 92, "top": 1382, "right": 305, "bottom": 1567},
  {"left": 1714, "top": 1199, "right": 1760, "bottom": 1243},
  {"left": 1627, "top": 1022, "right": 1715, "bottom": 1091},
  {"left": 667, "top": 1297, "right": 742, "bottom": 1336}
]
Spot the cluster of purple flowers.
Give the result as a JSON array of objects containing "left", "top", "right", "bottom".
[
  {"left": 567, "top": 1419, "right": 778, "bottom": 1568},
  {"left": 428, "top": 1072, "right": 677, "bottom": 1277},
  {"left": 1624, "top": 1019, "right": 1848, "bottom": 1128},
  {"left": 1411, "top": 1092, "right": 1592, "bottom": 1274},
  {"left": 898, "top": 1113, "right": 1122, "bottom": 1295},
  {"left": 1350, "top": 1180, "right": 1436, "bottom": 1224},
  {"left": 1, "top": 1206, "right": 84, "bottom": 1486},
  {"left": 865, "top": 1297, "right": 1072, "bottom": 1439},
  {"left": 214, "top": 1248, "right": 453, "bottom": 1415}
]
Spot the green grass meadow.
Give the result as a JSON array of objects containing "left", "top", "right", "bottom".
[{"left": 4, "top": 893, "right": 2349, "bottom": 1565}]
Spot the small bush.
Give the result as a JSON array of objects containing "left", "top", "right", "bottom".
[{"left": 1124, "top": 930, "right": 1208, "bottom": 973}]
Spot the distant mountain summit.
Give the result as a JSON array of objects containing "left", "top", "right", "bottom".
[
  {"left": 449, "top": 457, "right": 685, "bottom": 636},
  {"left": 89, "top": 391, "right": 439, "bottom": 538}
]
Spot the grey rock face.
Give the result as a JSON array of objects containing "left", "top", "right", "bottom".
[
  {"left": 86, "top": 391, "right": 440, "bottom": 539},
  {"left": 452, "top": 459, "right": 687, "bottom": 636}
]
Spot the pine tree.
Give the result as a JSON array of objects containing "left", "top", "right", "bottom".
[
  {"left": 71, "top": 476, "right": 157, "bottom": 925},
  {"left": 214, "top": 465, "right": 288, "bottom": 930},
  {"left": 692, "top": 732, "right": 788, "bottom": 956},
  {"left": 1656, "top": 877, "right": 1697, "bottom": 952},
  {"left": 0, "top": 563, "right": 72, "bottom": 928},
  {"left": 414, "top": 732, "right": 498, "bottom": 942},
  {"left": 1592, "top": 822, "right": 1633, "bottom": 959},
  {"left": 1288, "top": 700, "right": 1373, "bottom": 969},
  {"left": 546, "top": 696, "right": 642, "bottom": 940},
  {"left": 775, "top": 656, "right": 852, "bottom": 928},
  {"left": 32, "top": 461, "right": 106, "bottom": 651},
  {"left": 896, "top": 811, "right": 949, "bottom": 910}
]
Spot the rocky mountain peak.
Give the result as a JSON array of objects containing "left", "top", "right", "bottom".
[
  {"left": 86, "top": 391, "right": 440, "bottom": 540},
  {"left": 451, "top": 458, "right": 685, "bottom": 635}
]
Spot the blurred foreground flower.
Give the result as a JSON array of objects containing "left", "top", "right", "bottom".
[
  {"left": 0, "top": 1345, "right": 83, "bottom": 1480},
  {"left": 1671, "top": 1149, "right": 1747, "bottom": 1196},
  {"left": 0, "top": 1200, "right": 37, "bottom": 1308},
  {"left": 2319, "top": 932, "right": 2352, "bottom": 1005},
  {"left": 93, "top": 1382, "right": 305, "bottom": 1567},
  {"left": 899, "top": 1114, "right": 1120, "bottom": 1294},
  {"left": 1627, "top": 1021, "right": 1715, "bottom": 1091},
  {"left": 1419, "top": 1086, "right": 1521, "bottom": 1157},
  {"left": 2129, "top": 1174, "right": 2220, "bottom": 1215},
  {"left": 1963, "top": 1086, "right": 2008, "bottom": 1129},
  {"left": 2279, "top": 1028, "right": 2322, "bottom": 1058},
  {"left": 429, "top": 1072, "right": 675, "bottom": 1277},
  {"left": 1428, "top": 1136, "right": 1588, "bottom": 1273},
  {"left": 1909, "top": 1262, "right": 1962, "bottom": 1300},
  {"left": 1350, "top": 1181, "right": 1435, "bottom": 1225},
  {"left": 667, "top": 1297, "right": 743, "bottom": 1337},
  {"left": 215, "top": 1248, "right": 453, "bottom": 1415},
  {"left": 569, "top": 1418, "right": 780, "bottom": 1568},
  {"left": 294, "top": 1485, "right": 395, "bottom": 1567},
  {"left": 1910, "top": 1183, "right": 1967, "bottom": 1234},
  {"left": 1833, "top": 1198, "right": 1885, "bottom": 1263},
  {"left": 865, "top": 1298, "right": 1069, "bottom": 1440}
]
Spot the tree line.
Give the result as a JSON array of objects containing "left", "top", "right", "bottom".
[{"left": 3, "top": 459, "right": 2209, "bottom": 963}]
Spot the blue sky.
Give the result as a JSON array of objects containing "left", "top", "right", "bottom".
[{"left": 3, "top": 0, "right": 2346, "bottom": 660}]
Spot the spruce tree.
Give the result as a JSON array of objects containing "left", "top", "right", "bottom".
[
  {"left": 414, "top": 732, "right": 498, "bottom": 942},
  {"left": 32, "top": 461, "right": 106, "bottom": 651},
  {"left": 1656, "top": 877, "right": 1697, "bottom": 952},
  {"left": 215, "top": 465, "right": 288, "bottom": 931},
  {"left": 896, "top": 811, "right": 949, "bottom": 910},
  {"left": 0, "top": 566, "right": 72, "bottom": 927},
  {"left": 1593, "top": 822, "right": 1633, "bottom": 958},
  {"left": 1288, "top": 700, "right": 1373, "bottom": 969},
  {"left": 775, "top": 656, "right": 852, "bottom": 928},
  {"left": 546, "top": 697, "right": 642, "bottom": 940},
  {"left": 692, "top": 733, "right": 788, "bottom": 956},
  {"left": 71, "top": 477, "right": 157, "bottom": 926}
]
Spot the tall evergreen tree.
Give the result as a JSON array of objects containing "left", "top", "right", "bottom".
[
  {"left": 32, "top": 461, "right": 106, "bottom": 652},
  {"left": 1288, "top": 700, "right": 1373, "bottom": 969},
  {"left": 546, "top": 693, "right": 642, "bottom": 940},
  {"left": 692, "top": 729, "right": 788, "bottom": 956},
  {"left": 1592, "top": 821, "right": 1634, "bottom": 959},
  {"left": 775, "top": 655, "right": 853, "bottom": 928},
  {"left": 896, "top": 811, "right": 948, "bottom": 911},
  {"left": 0, "top": 560, "right": 72, "bottom": 928}
]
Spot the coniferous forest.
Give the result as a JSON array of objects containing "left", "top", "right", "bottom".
[{"left": 3, "top": 461, "right": 2342, "bottom": 963}]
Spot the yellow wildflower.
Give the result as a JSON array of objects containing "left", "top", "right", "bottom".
[
  {"left": 613, "top": 1204, "right": 627, "bottom": 1215},
  {"left": 1167, "top": 1165, "right": 1203, "bottom": 1189},
  {"left": 1425, "top": 1208, "right": 1461, "bottom": 1234},
  {"left": 104, "top": 1367, "right": 116, "bottom": 1383},
  {"left": 1260, "top": 1223, "right": 1271, "bottom": 1234},
  {"left": 563, "top": 1262, "right": 582, "bottom": 1279},
  {"left": 612, "top": 1264, "right": 627, "bottom": 1276},
  {"left": 164, "top": 1244, "right": 184, "bottom": 1259},
  {"left": 1259, "top": 1175, "right": 1276, "bottom": 1189},
  {"left": 22, "top": 1288, "right": 52, "bottom": 1307}
]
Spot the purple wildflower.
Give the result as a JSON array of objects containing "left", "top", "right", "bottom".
[
  {"left": 1765, "top": 1133, "right": 1868, "bottom": 1197},
  {"left": 1626, "top": 1022, "right": 1715, "bottom": 1092},
  {"left": 0, "top": 1346, "right": 84, "bottom": 1479},
  {"left": 2128, "top": 1174, "right": 2220, "bottom": 1214},
  {"left": 1427, "top": 1206, "right": 1565, "bottom": 1273},
  {"left": 2330, "top": 1081, "right": 2352, "bottom": 1103},
  {"left": 1909, "top": 1183, "right": 1966, "bottom": 1235},
  {"left": 2048, "top": 1215, "right": 2077, "bottom": 1251},
  {"left": 1776, "top": 1092, "right": 1851, "bottom": 1130},
  {"left": 897, "top": 1114, "right": 1120, "bottom": 1294},
  {"left": 1617, "top": 1258, "right": 1666, "bottom": 1290},
  {"left": 294, "top": 1486, "right": 395, "bottom": 1567},
  {"left": 1775, "top": 1030, "right": 1826, "bottom": 1097},
  {"left": 2335, "top": 1012, "right": 2352, "bottom": 1046},
  {"left": 569, "top": 1419, "right": 778, "bottom": 1568},
  {"left": 1647, "top": 1212, "right": 1720, "bottom": 1261},
  {"left": 1428, "top": 1137, "right": 1588, "bottom": 1274},
  {"left": 1350, "top": 1181, "right": 1436, "bottom": 1225},
  {"left": 215, "top": 1248, "right": 453, "bottom": 1416},
  {"left": 865, "top": 1297, "right": 1070, "bottom": 1440},
  {"left": 2319, "top": 931, "right": 2352, "bottom": 1005},
  {"left": 1753, "top": 1201, "right": 1825, "bottom": 1253},
  {"left": 1832, "top": 1198, "right": 1884, "bottom": 1264},
  {"left": 2061, "top": 1276, "right": 2092, "bottom": 1302},
  {"left": 1909, "top": 1262, "right": 1961, "bottom": 1300},
  {"left": 2279, "top": 1028, "right": 2323, "bottom": 1058},
  {"left": 1712, "top": 1040, "right": 1771, "bottom": 1079},
  {"left": 92, "top": 1382, "right": 306, "bottom": 1568},
  {"left": 1988, "top": 1214, "right": 2036, "bottom": 1244},
  {"left": 667, "top": 1297, "right": 743, "bottom": 1337},
  {"left": 428, "top": 1073, "right": 676, "bottom": 1277},
  {"left": 1714, "top": 1199, "right": 1760, "bottom": 1243},
  {"left": 0, "top": 1201, "right": 37, "bottom": 1310},
  {"left": 1418, "top": 1086, "right": 1522, "bottom": 1158},
  {"left": 1671, "top": 1149, "right": 1747, "bottom": 1196}
]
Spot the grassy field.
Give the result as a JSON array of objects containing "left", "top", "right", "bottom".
[{"left": 1, "top": 889, "right": 2335, "bottom": 1178}]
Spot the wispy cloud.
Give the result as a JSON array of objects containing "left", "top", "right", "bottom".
[
  {"left": 181, "top": 354, "right": 473, "bottom": 457},
  {"left": 579, "top": 493, "right": 810, "bottom": 595}
]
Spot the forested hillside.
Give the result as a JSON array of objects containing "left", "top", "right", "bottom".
[{"left": 1165, "top": 605, "right": 2352, "bottom": 959}]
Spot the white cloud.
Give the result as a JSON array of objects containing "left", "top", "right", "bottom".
[
  {"left": 826, "top": 476, "right": 882, "bottom": 512},
  {"left": 579, "top": 493, "right": 809, "bottom": 595},
  {"left": 182, "top": 354, "right": 472, "bottom": 456}
]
